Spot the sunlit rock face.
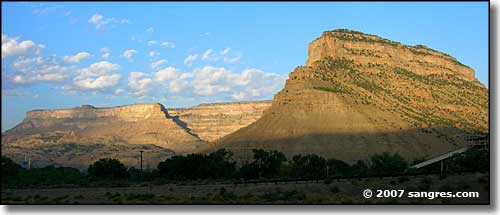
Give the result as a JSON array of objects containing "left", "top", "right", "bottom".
[
  {"left": 306, "top": 30, "right": 476, "bottom": 81},
  {"left": 208, "top": 29, "right": 488, "bottom": 163},
  {"left": 2, "top": 103, "right": 205, "bottom": 168},
  {"left": 168, "top": 101, "right": 272, "bottom": 142},
  {"left": 1, "top": 101, "right": 274, "bottom": 169}
]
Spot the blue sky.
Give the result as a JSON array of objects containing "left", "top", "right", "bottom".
[{"left": 1, "top": 2, "right": 489, "bottom": 131}]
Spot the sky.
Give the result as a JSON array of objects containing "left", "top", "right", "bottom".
[{"left": 1, "top": 2, "right": 489, "bottom": 131}]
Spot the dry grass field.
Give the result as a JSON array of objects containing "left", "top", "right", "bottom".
[{"left": 1, "top": 172, "right": 488, "bottom": 204}]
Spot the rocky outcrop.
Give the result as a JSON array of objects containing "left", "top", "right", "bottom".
[
  {"left": 168, "top": 101, "right": 272, "bottom": 142},
  {"left": 2, "top": 103, "right": 206, "bottom": 168},
  {"left": 306, "top": 30, "right": 475, "bottom": 81},
  {"left": 2, "top": 101, "right": 273, "bottom": 168},
  {"left": 208, "top": 29, "right": 488, "bottom": 163}
]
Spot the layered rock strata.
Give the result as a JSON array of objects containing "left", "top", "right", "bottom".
[
  {"left": 2, "top": 103, "right": 205, "bottom": 168},
  {"left": 168, "top": 101, "right": 272, "bottom": 142},
  {"left": 208, "top": 29, "right": 488, "bottom": 163}
]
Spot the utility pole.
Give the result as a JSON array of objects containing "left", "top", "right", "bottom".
[
  {"left": 440, "top": 160, "right": 443, "bottom": 175},
  {"left": 140, "top": 150, "right": 144, "bottom": 172}
]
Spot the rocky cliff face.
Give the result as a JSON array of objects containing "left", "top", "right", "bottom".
[
  {"left": 168, "top": 101, "right": 272, "bottom": 142},
  {"left": 2, "top": 103, "right": 205, "bottom": 168},
  {"left": 209, "top": 29, "right": 488, "bottom": 163},
  {"left": 2, "top": 101, "right": 272, "bottom": 168},
  {"left": 306, "top": 30, "right": 476, "bottom": 81}
]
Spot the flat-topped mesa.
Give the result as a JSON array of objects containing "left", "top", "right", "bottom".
[
  {"left": 306, "top": 29, "right": 476, "bottom": 81},
  {"left": 5, "top": 102, "right": 206, "bottom": 157},
  {"left": 25, "top": 103, "right": 168, "bottom": 122}
]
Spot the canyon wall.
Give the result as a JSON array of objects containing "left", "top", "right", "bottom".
[{"left": 168, "top": 101, "right": 272, "bottom": 142}]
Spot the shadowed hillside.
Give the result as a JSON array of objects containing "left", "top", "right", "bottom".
[{"left": 206, "top": 29, "right": 489, "bottom": 162}]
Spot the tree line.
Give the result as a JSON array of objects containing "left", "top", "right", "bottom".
[{"left": 2, "top": 147, "right": 488, "bottom": 188}]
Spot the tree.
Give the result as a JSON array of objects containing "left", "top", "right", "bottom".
[
  {"left": 239, "top": 149, "right": 287, "bottom": 179},
  {"left": 289, "top": 154, "right": 327, "bottom": 180},
  {"left": 157, "top": 155, "right": 186, "bottom": 179},
  {"left": 157, "top": 149, "right": 237, "bottom": 180},
  {"left": 446, "top": 148, "right": 489, "bottom": 173},
  {"left": 206, "top": 149, "right": 237, "bottom": 179},
  {"left": 2, "top": 156, "right": 20, "bottom": 185},
  {"left": 17, "top": 166, "right": 84, "bottom": 187},
  {"left": 326, "top": 158, "right": 350, "bottom": 177},
  {"left": 369, "top": 152, "right": 408, "bottom": 176},
  {"left": 88, "top": 158, "right": 129, "bottom": 179},
  {"left": 251, "top": 149, "right": 287, "bottom": 178},
  {"left": 350, "top": 160, "right": 369, "bottom": 177}
]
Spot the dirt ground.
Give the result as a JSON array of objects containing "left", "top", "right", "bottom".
[{"left": 1, "top": 172, "right": 489, "bottom": 204}]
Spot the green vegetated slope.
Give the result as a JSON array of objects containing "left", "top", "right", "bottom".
[{"left": 210, "top": 29, "right": 488, "bottom": 163}]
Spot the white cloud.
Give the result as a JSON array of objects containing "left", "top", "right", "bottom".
[
  {"left": 88, "top": 13, "right": 129, "bottom": 30},
  {"left": 121, "top": 49, "right": 137, "bottom": 62},
  {"left": 147, "top": 40, "right": 157, "bottom": 46},
  {"left": 200, "top": 48, "right": 239, "bottom": 62},
  {"left": 160, "top": 42, "right": 175, "bottom": 48},
  {"left": 10, "top": 56, "right": 71, "bottom": 84},
  {"left": 102, "top": 52, "right": 110, "bottom": 59},
  {"left": 148, "top": 40, "right": 175, "bottom": 48},
  {"left": 224, "top": 55, "right": 241, "bottom": 63},
  {"left": 74, "top": 74, "right": 121, "bottom": 90},
  {"left": 128, "top": 72, "right": 155, "bottom": 97},
  {"left": 65, "top": 64, "right": 285, "bottom": 101},
  {"left": 88, "top": 14, "right": 104, "bottom": 25},
  {"left": 202, "top": 49, "right": 216, "bottom": 61},
  {"left": 221, "top": 48, "right": 230, "bottom": 55},
  {"left": 151, "top": 59, "right": 167, "bottom": 69},
  {"left": 168, "top": 73, "right": 193, "bottom": 93},
  {"left": 76, "top": 61, "right": 120, "bottom": 79},
  {"left": 114, "top": 88, "right": 125, "bottom": 95},
  {"left": 100, "top": 47, "right": 110, "bottom": 59},
  {"left": 166, "top": 66, "right": 286, "bottom": 100},
  {"left": 73, "top": 61, "right": 121, "bottom": 90},
  {"left": 63, "top": 52, "right": 91, "bottom": 63},
  {"left": 227, "top": 68, "right": 285, "bottom": 100},
  {"left": 146, "top": 27, "right": 154, "bottom": 33},
  {"left": 183, "top": 54, "right": 197, "bottom": 66},
  {"left": 155, "top": 67, "right": 177, "bottom": 82},
  {"left": 149, "top": 51, "right": 160, "bottom": 58},
  {"left": 32, "top": 5, "right": 63, "bottom": 16},
  {"left": 2, "top": 34, "right": 45, "bottom": 58}
]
